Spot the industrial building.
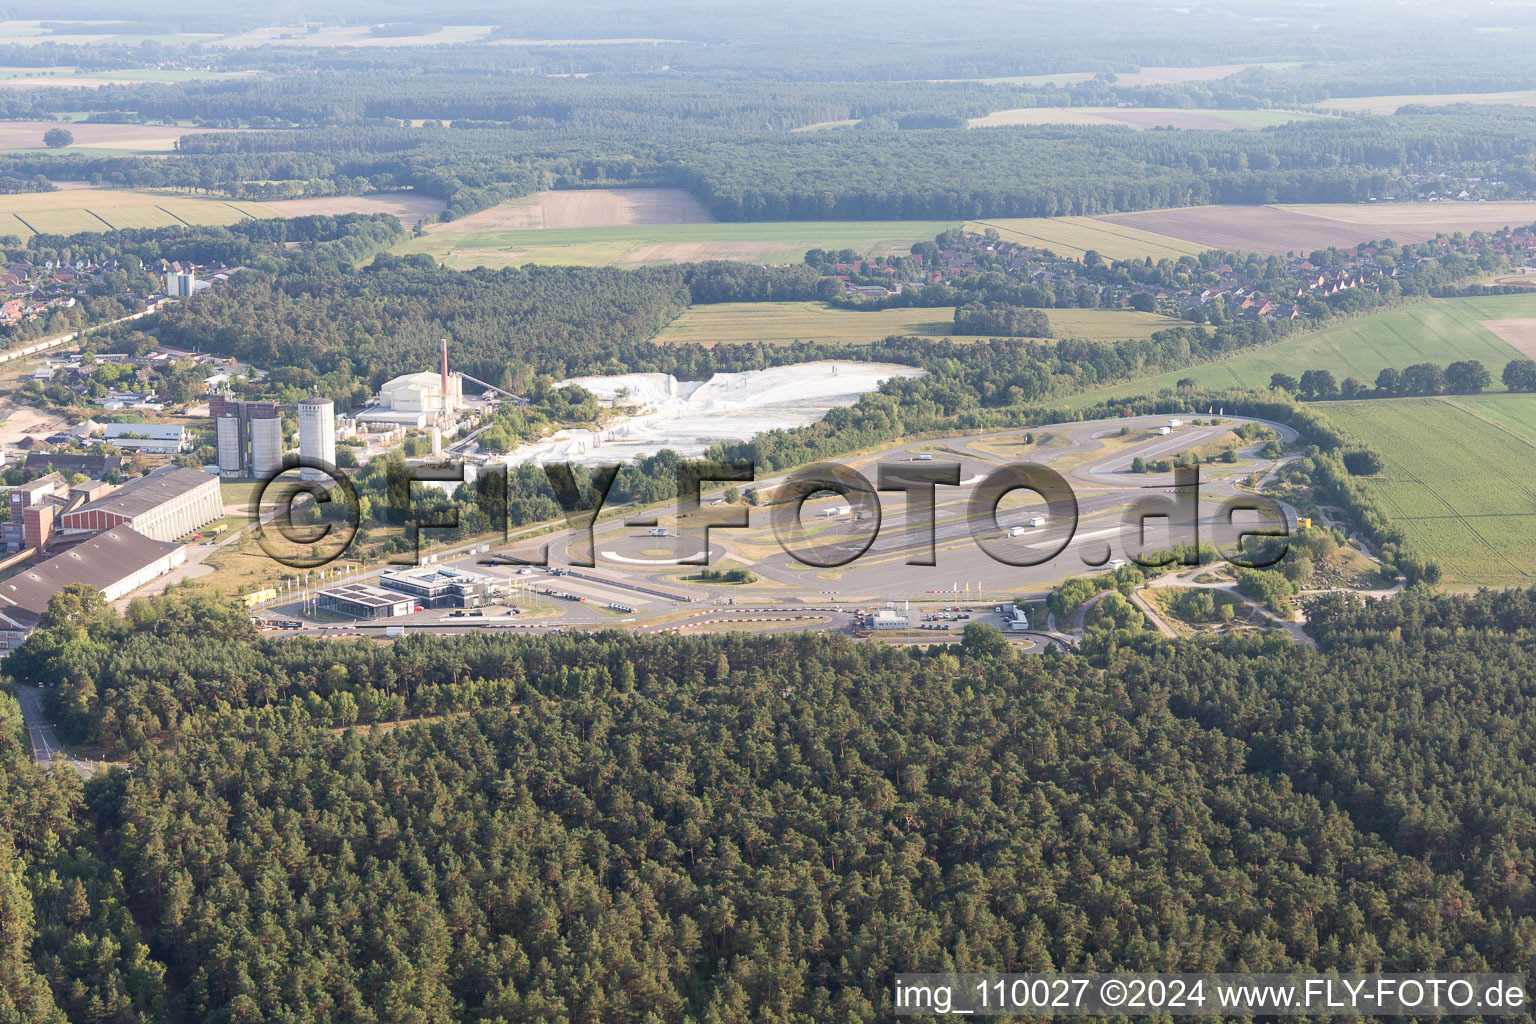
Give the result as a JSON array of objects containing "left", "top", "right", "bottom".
[
  {"left": 61, "top": 465, "right": 222, "bottom": 543},
  {"left": 164, "top": 270, "right": 197, "bottom": 297},
  {"left": 23, "top": 452, "right": 123, "bottom": 478},
  {"left": 210, "top": 394, "right": 282, "bottom": 478},
  {"left": 103, "top": 422, "right": 188, "bottom": 454},
  {"left": 0, "top": 526, "right": 186, "bottom": 649},
  {"left": 357, "top": 339, "right": 464, "bottom": 427},
  {"left": 297, "top": 396, "right": 337, "bottom": 482},
  {"left": 250, "top": 417, "right": 283, "bottom": 478},
  {"left": 3, "top": 474, "right": 121, "bottom": 554},
  {"left": 314, "top": 583, "right": 415, "bottom": 620}
]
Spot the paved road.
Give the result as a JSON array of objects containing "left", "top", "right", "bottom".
[{"left": 11, "top": 684, "right": 97, "bottom": 777}]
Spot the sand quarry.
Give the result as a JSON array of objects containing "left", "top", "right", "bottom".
[{"left": 496, "top": 360, "right": 924, "bottom": 466}]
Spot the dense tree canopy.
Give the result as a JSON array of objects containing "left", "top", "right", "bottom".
[{"left": 6, "top": 588, "right": 1536, "bottom": 1020}]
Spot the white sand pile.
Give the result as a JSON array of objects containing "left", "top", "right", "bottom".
[{"left": 499, "top": 360, "right": 924, "bottom": 466}]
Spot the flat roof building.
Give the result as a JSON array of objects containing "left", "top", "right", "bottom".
[
  {"left": 315, "top": 583, "right": 415, "bottom": 620},
  {"left": 377, "top": 564, "right": 493, "bottom": 608},
  {"left": 61, "top": 465, "right": 222, "bottom": 543},
  {"left": 103, "top": 422, "right": 188, "bottom": 453}
]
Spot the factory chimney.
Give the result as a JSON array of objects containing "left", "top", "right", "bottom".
[{"left": 440, "top": 337, "right": 449, "bottom": 415}]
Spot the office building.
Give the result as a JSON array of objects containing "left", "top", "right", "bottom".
[
  {"left": 314, "top": 583, "right": 415, "bottom": 620},
  {"left": 376, "top": 564, "right": 492, "bottom": 608}
]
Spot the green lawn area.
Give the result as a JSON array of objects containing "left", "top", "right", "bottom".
[
  {"left": 652, "top": 301, "right": 1187, "bottom": 346},
  {"left": 1318, "top": 395, "right": 1536, "bottom": 588},
  {"left": 1062, "top": 294, "right": 1536, "bottom": 408}
]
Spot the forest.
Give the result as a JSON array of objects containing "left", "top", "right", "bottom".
[
  {"left": 6, "top": 585, "right": 1536, "bottom": 1021},
  {"left": 2, "top": 98, "right": 1536, "bottom": 222}
]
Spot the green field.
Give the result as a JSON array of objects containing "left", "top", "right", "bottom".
[
  {"left": 1062, "top": 295, "right": 1536, "bottom": 407},
  {"left": 0, "top": 188, "right": 276, "bottom": 238},
  {"left": 395, "top": 213, "right": 1203, "bottom": 269},
  {"left": 393, "top": 219, "right": 965, "bottom": 269},
  {"left": 652, "top": 301, "right": 1185, "bottom": 346},
  {"left": 1319, "top": 395, "right": 1536, "bottom": 587}
]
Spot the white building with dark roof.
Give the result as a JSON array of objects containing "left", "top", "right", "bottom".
[{"left": 60, "top": 465, "right": 222, "bottom": 542}]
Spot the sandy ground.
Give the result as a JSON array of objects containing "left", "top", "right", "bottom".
[
  {"left": 0, "top": 120, "right": 245, "bottom": 151},
  {"left": 257, "top": 192, "right": 447, "bottom": 225},
  {"left": 0, "top": 400, "right": 65, "bottom": 445},
  {"left": 429, "top": 188, "right": 713, "bottom": 233},
  {"left": 1101, "top": 202, "right": 1536, "bottom": 255},
  {"left": 1480, "top": 318, "right": 1536, "bottom": 360}
]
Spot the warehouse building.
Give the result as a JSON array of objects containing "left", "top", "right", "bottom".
[
  {"left": 60, "top": 465, "right": 222, "bottom": 542},
  {"left": 103, "top": 422, "right": 188, "bottom": 454},
  {"left": 0, "top": 526, "right": 186, "bottom": 649}
]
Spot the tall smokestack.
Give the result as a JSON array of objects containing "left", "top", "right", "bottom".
[{"left": 440, "top": 337, "right": 449, "bottom": 414}]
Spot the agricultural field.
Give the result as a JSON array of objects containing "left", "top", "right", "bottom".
[
  {"left": 0, "top": 188, "right": 277, "bottom": 238},
  {"left": 428, "top": 189, "right": 712, "bottom": 232},
  {"left": 0, "top": 187, "right": 446, "bottom": 238},
  {"left": 1319, "top": 90, "right": 1536, "bottom": 114},
  {"left": 0, "top": 119, "right": 250, "bottom": 153},
  {"left": 394, "top": 218, "right": 962, "bottom": 269},
  {"left": 968, "top": 106, "right": 1325, "bottom": 130},
  {"left": 0, "top": 21, "right": 218, "bottom": 45},
  {"left": 0, "top": 67, "right": 261, "bottom": 88},
  {"left": 935, "top": 62, "right": 1303, "bottom": 87},
  {"left": 1319, "top": 395, "right": 1536, "bottom": 587},
  {"left": 1100, "top": 201, "right": 1536, "bottom": 255},
  {"left": 256, "top": 193, "right": 447, "bottom": 224},
  {"left": 969, "top": 215, "right": 1205, "bottom": 260},
  {"left": 1063, "top": 294, "right": 1536, "bottom": 407},
  {"left": 650, "top": 301, "right": 1182, "bottom": 347}
]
